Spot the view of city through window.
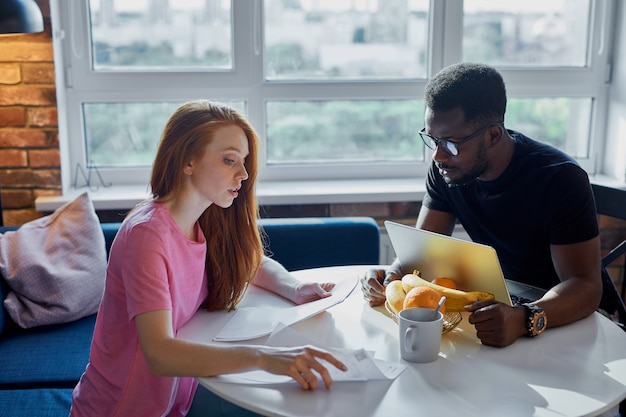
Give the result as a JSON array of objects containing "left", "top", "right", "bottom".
[
  {"left": 80, "top": 0, "right": 592, "bottom": 169},
  {"left": 264, "top": 0, "right": 429, "bottom": 80},
  {"left": 89, "top": 0, "right": 588, "bottom": 74},
  {"left": 463, "top": 0, "right": 589, "bottom": 67},
  {"left": 90, "top": 0, "right": 232, "bottom": 70}
]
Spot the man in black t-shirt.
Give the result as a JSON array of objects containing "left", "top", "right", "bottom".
[{"left": 361, "top": 63, "right": 602, "bottom": 347}]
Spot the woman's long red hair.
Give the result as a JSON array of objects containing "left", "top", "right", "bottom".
[{"left": 150, "top": 100, "right": 263, "bottom": 311}]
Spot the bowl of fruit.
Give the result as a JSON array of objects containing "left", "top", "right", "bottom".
[{"left": 384, "top": 271, "right": 494, "bottom": 334}]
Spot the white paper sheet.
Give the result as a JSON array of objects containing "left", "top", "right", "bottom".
[
  {"left": 213, "top": 275, "right": 358, "bottom": 341},
  {"left": 209, "top": 324, "right": 406, "bottom": 385}
]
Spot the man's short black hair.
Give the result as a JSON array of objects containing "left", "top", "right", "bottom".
[{"left": 424, "top": 62, "right": 507, "bottom": 126}]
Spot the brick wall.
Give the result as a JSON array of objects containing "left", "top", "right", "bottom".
[
  {"left": 0, "top": 0, "right": 624, "bottom": 299},
  {"left": 0, "top": 0, "right": 60, "bottom": 226}
]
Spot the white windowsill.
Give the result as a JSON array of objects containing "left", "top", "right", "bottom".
[
  {"left": 34, "top": 175, "right": 625, "bottom": 212},
  {"left": 35, "top": 178, "right": 427, "bottom": 212}
]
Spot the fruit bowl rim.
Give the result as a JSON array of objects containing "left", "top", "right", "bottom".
[{"left": 384, "top": 301, "right": 462, "bottom": 335}]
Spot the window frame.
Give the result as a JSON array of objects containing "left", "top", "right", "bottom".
[{"left": 50, "top": 0, "right": 616, "bottom": 194}]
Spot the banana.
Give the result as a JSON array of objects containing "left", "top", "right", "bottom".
[
  {"left": 401, "top": 272, "right": 494, "bottom": 312},
  {"left": 385, "top": 280, "right": 406, "bottom": 315}
]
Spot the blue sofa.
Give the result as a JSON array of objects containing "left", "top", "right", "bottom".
[{"left": 0, "top": 217, "right": 380, "bottom": 416}]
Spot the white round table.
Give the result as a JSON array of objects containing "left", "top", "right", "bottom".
[{"left": 178, "top": 265, "right": 626, "bottom": 417}]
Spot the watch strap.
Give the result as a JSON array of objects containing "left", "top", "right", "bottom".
[{"left": 523, "top": 303, "right": 545, "bottom": 337}]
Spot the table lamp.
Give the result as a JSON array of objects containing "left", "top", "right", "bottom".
[{"left": 0, "top": 0, "right": 44, "bottom": 34}]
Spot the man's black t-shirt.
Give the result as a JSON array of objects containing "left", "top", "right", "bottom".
[{"left": 423, "top": 131, "right": 599, "bottom": 289}]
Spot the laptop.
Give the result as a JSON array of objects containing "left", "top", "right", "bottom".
[{"left": 384, "top": 220, "right": 546, "bottom": 306}]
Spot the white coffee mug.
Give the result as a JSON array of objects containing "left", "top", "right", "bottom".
[{"left": 398, "top": 307, "right": 443, "bottom": 363}]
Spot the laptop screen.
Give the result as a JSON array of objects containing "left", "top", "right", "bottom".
[{"left": 384, "top": 220, "right": 513, "bottom": 306}]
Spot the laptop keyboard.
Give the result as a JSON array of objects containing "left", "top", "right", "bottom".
[{"left": 510, "top": 294, "right": 534, "bottom": 306}]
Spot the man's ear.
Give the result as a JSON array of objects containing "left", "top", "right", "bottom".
[{"left": 488, "top": 124, "right": 504, "bottom": 147}]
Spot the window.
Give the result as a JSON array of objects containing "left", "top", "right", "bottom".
[
  {"left": 89, "top": 0, "right": 233, "bottom": 71},
  {"left": 51, "top": 0, "right": 614, "bottom": 193},
  {"left": 463, "top": 1, "right": 590, "bottom": 67}
]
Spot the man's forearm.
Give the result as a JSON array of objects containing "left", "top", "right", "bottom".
[{"left": 536, "top": 276, "right": 601, "bottom": 328}]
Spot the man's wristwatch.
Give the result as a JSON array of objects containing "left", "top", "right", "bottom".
[{"left": 522, "top": 303, "right": 547, "bottom": 337}]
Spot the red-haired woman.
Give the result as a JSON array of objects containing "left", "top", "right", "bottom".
[{"left": 71, "top": 101, "right": 346, "bottom": 417}]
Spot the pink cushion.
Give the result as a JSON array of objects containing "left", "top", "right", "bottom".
[{"left": 0, "top": 193, "right": 106, "bottom": 328}]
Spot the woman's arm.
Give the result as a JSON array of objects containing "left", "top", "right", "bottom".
[
  {"left": 135, "top": 310, "right": 346, "bottom": 390},
  {"left": 252, "top": 256, "right": 335, "bottom": 304}
]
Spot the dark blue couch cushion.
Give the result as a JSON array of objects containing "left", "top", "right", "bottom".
[
  {"left": 101, "top": 222, "right": 122, "bottom": 256},
  {"left": 259, "top": 217, "right": 380, "bottom": 271},
  {"left": 0, "top": 388, "right": 72, "bottom": 417},
  {"left": 0, "top": 314, "right": 96, "bottom": 388},
  {"left": 0, "top": 216, "right": 379, "bottom": 404}
]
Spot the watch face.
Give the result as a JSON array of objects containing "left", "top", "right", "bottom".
[
  {"left": 536, "top": 316, "right": 546, "bottom": 332},
  {"left": 525, "top": 304, "right": 547, "bottom": 336}
]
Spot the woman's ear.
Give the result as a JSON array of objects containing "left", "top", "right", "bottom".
[{"left": 183, "top": 159, "right": 194, "bottom": 176}]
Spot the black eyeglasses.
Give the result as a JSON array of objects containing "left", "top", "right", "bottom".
[{"left": 419, "top": 123, "right": 503, "bottom": 156}]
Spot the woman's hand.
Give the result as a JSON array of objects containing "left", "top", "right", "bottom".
[
  {"left": 292, "top": 282, "right": 335, "bottom": 304},
  {"left": 257, "top": 345, "right": 347, "bottom": 390}
]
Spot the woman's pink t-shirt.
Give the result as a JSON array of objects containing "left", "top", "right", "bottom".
[{"left": 71, "top": 201, "right": 208, "bottom": 417}]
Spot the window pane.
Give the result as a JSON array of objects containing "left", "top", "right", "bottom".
[
  {"left": 83, "top": 101, "right": 245, "bottom": 167},
  {"left": 463, "top": 0, "right": 591, "bottom": 67},
  {"left": 266, "top": 100, "right": 424, "bottom": 164},
  {"left": 89, "top": 0, "right": 232, "bottom": 71},
  {"left": 506, "top": 98, "right": 592, "bottom": 158},
  {"left": 264, "top": 0, "right": 429, "bottom": 80}
]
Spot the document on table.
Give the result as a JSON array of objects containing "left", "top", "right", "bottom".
[
  {"left": 213, "top": 275, "right": 358, "bottom": 342},
  {"left": 210, "top": 324, "right": 406, "bottom": 385}
]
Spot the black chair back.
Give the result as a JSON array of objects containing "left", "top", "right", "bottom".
[{"left": 592, "top": 183, "right": 626, "bottom": 329}]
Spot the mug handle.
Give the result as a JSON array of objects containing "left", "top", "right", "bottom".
[{"left": 404, "top": 326, "right": 417, "bottom": 353}]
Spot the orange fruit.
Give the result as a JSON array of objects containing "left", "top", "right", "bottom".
[
  {"left": 432, "top": 277, "right": 457, "bottom": 289},
  {"left": 403, "top": 286, "right": 445, "bottom": 313}
]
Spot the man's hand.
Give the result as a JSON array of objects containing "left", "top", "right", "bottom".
[
  {"left": 360, "top": 267, "right": 403, "bottom": 307},
  {"left": 465, "top": 300, "right": 527, "bottom": 347},
  {"left": 360, "top": 269, "right": 386, "bottom": 306}
]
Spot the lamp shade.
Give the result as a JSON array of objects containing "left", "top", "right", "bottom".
[{"left": 0, "top": 0, "right": 44, "bottom": 34}]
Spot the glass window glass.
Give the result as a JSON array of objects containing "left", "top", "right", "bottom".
[
  {"left": 88, "top": 0, "right": 233, "bottom": 71},
  {"left": 83, "top": 101, "right": 245, "bottom": 167},
  {"left": 506, "top": 97, "right": 592, "bottom": 158},
  {"left": 463, "top": 0, "right": 591, "bottom": 67},
  {"left": 266, "top": 100, "right": 424, "bottom": 164},
  {"left": 60, "top": 1, "right": 609, "bottom": 187},
  {"left": 264, "top": 0, "right": 429, "bottom": 80}
]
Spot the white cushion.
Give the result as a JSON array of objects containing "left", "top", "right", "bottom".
[{"left": 0, "top": 192, "right": 106, "bottom": 328}]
